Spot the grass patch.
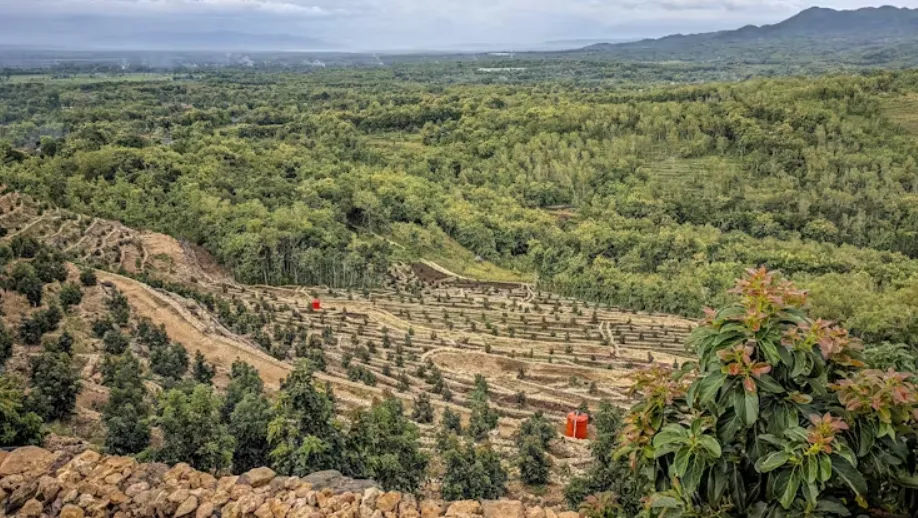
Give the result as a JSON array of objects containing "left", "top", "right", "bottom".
[
  {"left": 389, "top": 223, "right": 530, "bottom": 283},
  {"left": 641, "top": 155, "right": 742, "bottom": 199},
  {"left": 8, "top": 73, "right": 173, "bottom": 85},
  {"left": 881, "top": 93, "right": 918, "bottom": 138}
]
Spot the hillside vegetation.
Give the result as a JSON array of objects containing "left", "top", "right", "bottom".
[{"left": 2, "top": 70, "right": 918, "bottom": 351}]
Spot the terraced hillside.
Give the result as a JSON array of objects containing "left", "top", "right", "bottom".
[{"left": 0, "top": 190, "right": 697, "bottom": 502}]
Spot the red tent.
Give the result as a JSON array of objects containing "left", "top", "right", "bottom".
[{"left": 312, "top": 299, "right": 322, "bottom": 311}]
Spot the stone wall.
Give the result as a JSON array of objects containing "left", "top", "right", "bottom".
[{"left": 0, "top": 447, "right": 582, "bottom": 518}]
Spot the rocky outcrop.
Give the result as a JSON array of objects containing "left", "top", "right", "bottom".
[{"left": 0, "top": 448, "right": 581, "bottom": 518}]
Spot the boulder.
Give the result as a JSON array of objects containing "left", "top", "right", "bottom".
[
  {"left": 302, "top": 471, "right": 377, "bottom": 494},
  {"left": 175, "top": 495, "right": 199, "bottom": 517},
  {"left": 5, "top": 479, "right": 37, "bottom": 513},
  {"left": 60, "top": 504, "right": 85, "bottom": 518},
  {"left": 240, "top": 467, "right": 276, "bottom": 488},
  {"left": 361, "top": 488, "right": 381, "bottom": 509},
  {"left": 254, "top": 501, "right": 274, "bottom": 518},
  {"left": 19, "top": 498, "right": 43, "bottom": 518},
  {"left": 195, "top": 501, "right": 215, "bottom": 518},
  {"left": 446, "top": 500, "right": 482, "bottom": 516},
  {"left": 37, "top": 475, "right": 61, "bottom": 502},
  {"left": 0, "top": 447, "right": 55, "bottom": 477},
  {"left": 526, "top": 506, "right": 547, "bottom": 518},
  {"left": 376, "top": 492, "right": 401, "bottom": 513},
  {"left": 482, "top": 500, "right": 524, "bottom": 518},
  {"left": 420, "top": 500, "right": 443, "bottom": 518}
]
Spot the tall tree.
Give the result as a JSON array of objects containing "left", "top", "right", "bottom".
[
  {"left": 29, "top": 346, "right": 80, "bottom": 421},
  {"left": 156, "top": 384, "right": 235, "bottom": 473},
  {"left": 102, "top": 352, "right": 150, "bottom": 455}
]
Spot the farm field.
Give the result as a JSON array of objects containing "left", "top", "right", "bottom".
[{"left": 0, "top": 190, "right": 696, "bottom": 503}]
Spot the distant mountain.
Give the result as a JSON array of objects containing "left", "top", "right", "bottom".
[
  {"left": 89, "top": 31, "right": 335, "bottom": 52},
  {"left": 581, "top": 6, "right": 918, "bottom": 65}
]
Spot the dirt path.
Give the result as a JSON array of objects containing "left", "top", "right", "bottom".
[
  {"left": 419, "top": 259, "right": 473, "bottom": 281},
  {"left": 47, "top": 214, "right": 78, "bottom": 241},
  {"left": 66, "top": 218, "right": 99, "bottom": 253},
  {"left": 6, "top": 210, "right": 53, "bottom": 240},
  {"left": 98, "top": 270, "right": 294, "bottom": 389}
]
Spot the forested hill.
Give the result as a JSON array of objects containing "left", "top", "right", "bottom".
[
  {"left": 582, "top": 6, "right": 918, "bottom": 65},
  {"left": 3, "top": 69, "right": 918, "bottom": 352}
]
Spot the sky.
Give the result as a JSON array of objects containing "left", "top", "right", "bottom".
[{"left": 0, "top": 0, "right": 916, "bottom": 51}]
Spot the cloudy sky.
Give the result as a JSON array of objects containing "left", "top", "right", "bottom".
[{"left": 0, "top": 0, "right": 916, "bottom": 50}]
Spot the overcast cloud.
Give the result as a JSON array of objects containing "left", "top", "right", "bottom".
[{"left": 1, "top": 0, "right": 916, "bottom": 50}]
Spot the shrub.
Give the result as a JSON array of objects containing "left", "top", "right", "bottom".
[
  {"left": 29, "top": 349, "right": 81, "bottom": 420},
  {"left": 518, "top": 435, "right": 551, "bottom": 485},
  {"left": 10, "top": 262, "right": 44, "bottom": 306},
  {"left": 151, "top": 342, "right": 189, "bottom": 381},
  {"left": 411, "top": 392, "right": 434, "bottom": 424},
  {"left": 58, "top": 283, "right": 83, "bottom": 311},
  {"left": 0, "top": 322, "right": 13, "bottom": 367},
  {"left": 102, "top": 329, "right": 129, "bottom": 355},
  {"left": 441, "top": 437, "right": 507, "bottom": 501},
  {"left": 616, "top": 268, "right": 918, "bottom": 517},
  {"left": 192, "top": 351, "right": 215, "bottom": 385},
  {"left": 346, "top": 396, "right": 429, "bottom": 492},
  {"left": 106, "top": 290, "right": 131, "bottom": 325},
  {"left": 19, "top": 306, "right": 62, "bottom": 345},
  {"left": 156, "top": 384, "right": 234, "bottom": 472},
  {"left": 0, "top": 375, "right": 44, "bottom": 446},
  {"left": 102, "top": 351, "right": 150, "bottom": 455},
  {"left": 79, "top": 268, "right": 98, "bottom": 287}
]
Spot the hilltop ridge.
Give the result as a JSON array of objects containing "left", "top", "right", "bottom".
[{"left": 582, "top": 5, "right": 918, "bottom": 63}]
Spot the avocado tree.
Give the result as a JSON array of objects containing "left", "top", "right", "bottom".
[{"left": 616, "top": 268, "right": 918, "bottom": 517}]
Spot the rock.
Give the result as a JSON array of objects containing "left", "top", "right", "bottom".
[
  {"left": 164, "top": 463, "right": 193, "bottom": 484},
  {"left": 60, "top": 503, "right": 85, "bottom": 518},
  {"left": 37, "top": 475, "right": 61, "bottom": 502},
  {"left": 446, "top": 500, "right": 482, "bottom": 516},
  {"left": 399, "top": 494, "right": 418, "bottom": 514},
  {"left": 217, "top": 476, "right": 239, "bottom": 493},
  {"left": 376, "top": 492, "right": 401, "bottom": 513},
  {"left": 420, "top": 500, "right": 443, "bottom": 518},
  {"left": 557, "top": 513, "right": 580, "bottom": 518},
  {"left": 196, "top": 501, "right": 215, "bottom": 518},
  {"left": 19, "top": 498, "right": 43, "bottom": 518},
  {"left": 240, "top": 467, "right": 276, "bottom": 488},
  {"left": 0, "top": 447, "right": 55, "bottom": 477},
  {"left": 361, "top": 488, "right": 381, "bottom": 509},
  {"left": 104, "top": 472, "right": 125, "bottom": 485},
  {"left": 67, "top": 451, "right": 101, "bottom": 478},
  {"left": 544, "top": 510, "right": 558, "bottom": 518},
  {"left": 0, "top": 474, "right": 23, "bottom": 491},
  {"left": 126, "top": 482, "right": 150, "bottom": 497},
  {"left": 482, "top": 500, "right": 524, "bottom": 518},
  {"left": 175, "top": 495, "right": 199, "bottom": 517},
  {"left": 170, "top": 488, "right": 191, "bottom": 504},
  {"left": 108, "top": 489, "right": 130, "bottom": 505},
  {"left": 199, "top": 473, "right": 217, "bottom": 491},
  {"left": 254, "top": 501, "right": 274, "bottom": 518},
  {"left": 5, "top": 479, "right": 37, "bottom": 513},
  {"left": 526, "top": 506, "right": 547, "bottom": 518},
  {"left": 271, "top": 499, "right": 291, "bottom": 518},
  {"left": 236, "top": 493, "right": 266, "bottom": 515},
  {"left": 302, "top": 471, "right": 377, "bottom": 495}
]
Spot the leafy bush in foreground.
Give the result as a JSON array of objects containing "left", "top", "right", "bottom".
[{"left": 616, "top": 268, "right": 918, "bottom": 517}]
